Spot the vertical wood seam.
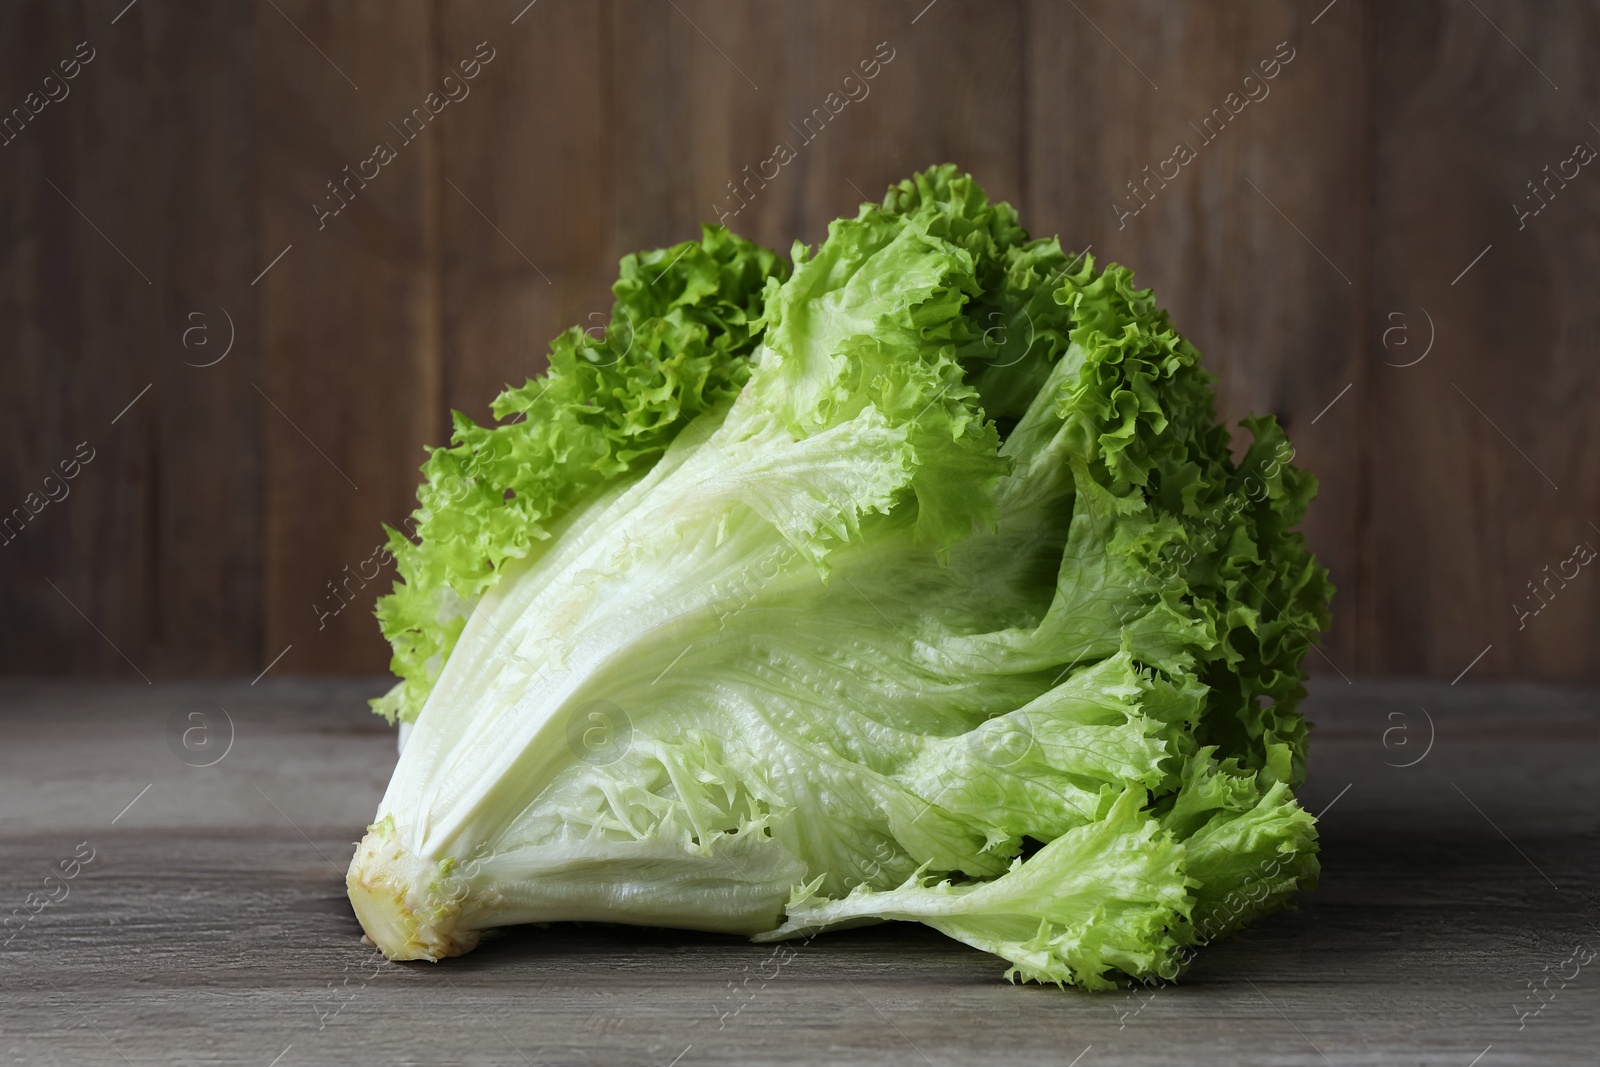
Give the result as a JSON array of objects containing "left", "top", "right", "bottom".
[
  {"left": 428, "top": 0, "right": 446, "bottom": 441},
  {"left": 247, "top": 0, "right": 265, "bottom": 673},
  {"left": 602, "top": 0, "right": 618, "bottom": 270},
  {"left": 1355, "top": 0, "right": 1377, "bottom": 675},
  {"left": 1018, "top": 0, "right": 1030, "bottom": 218},
  {"left": 251, "top": 0, "right": 268, "bottom": 672}
]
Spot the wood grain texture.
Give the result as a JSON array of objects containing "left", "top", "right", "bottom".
[
  {"left": 0, "top": 0, "right": 266, "bottom": 682},
  {"left": 140, "top": 0, "right": 265, "bottom": 675},
  {"left": 0, "top": 679, "right": 1594, "bottom": 1065},
  {"left": 1, "top": 0, "right": 1598, "bottom": 682},
  {"left": 0, "top": 0, "right": 157, "bottom": 679},
  {"left": 436, "top": 0, "right": 613, "bottom": 427},
  {"left": 1025, "top": 0, "right": 1370, "bottom": 675},
  {"left": 609, "top": 0, "right": 1022, "bottom": 258},
  {"left": 255, "top": 0, "right": 442, "bottom": 675},
  {"left": 1366, "top": 0, "right": 1600, "bottom": 680}
]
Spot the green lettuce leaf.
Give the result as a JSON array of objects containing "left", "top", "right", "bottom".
[{"left": 374, "top": 226, "right": 789, "bottom": 722}]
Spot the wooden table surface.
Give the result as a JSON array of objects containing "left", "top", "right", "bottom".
[{"left": 0, "top": 678, "right": 1594, "bottom": 1066}]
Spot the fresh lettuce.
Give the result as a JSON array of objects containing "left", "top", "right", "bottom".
[{"left": 349, "top": 166, "right": 1332, "bottom": 989}]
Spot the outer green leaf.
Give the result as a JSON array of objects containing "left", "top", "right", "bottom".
[{"left": 374, "top": 226, "right": 789, "bottom": 722}]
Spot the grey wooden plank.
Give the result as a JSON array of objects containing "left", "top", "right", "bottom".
[
  {"left": 609, "top": 0, "right": 1023, "bottom": 260},
  {"left": 1024, "top": 0, "right": 1369, "bottom": 678},
  {"left": 0, "top": 0, "right": 159, "bottom": 679},
  {"left": 1, "top": 679, "right": 1596, "bottom": 1064},
  {"left": 253, "top": 0, "right": 444, "bottom": 675},
  {"left": 1367, "top": 0, "right": 1600, "bottom": 679},
  {"left": 141, "top": 0, "right": 265, "bottom": 677},
  {"left": 0, "top": 0, "right": 263, "bottom": 680},
  {"left": 435, "top": 0, "right": 614, "bottom": 428},
  {"left": 0, "top": 829, "right": 1593, "bottom": 1066}
]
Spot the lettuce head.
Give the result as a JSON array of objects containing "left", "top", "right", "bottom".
[{"left": 347, "top": 165, "right": 1332, "bottom": 989}]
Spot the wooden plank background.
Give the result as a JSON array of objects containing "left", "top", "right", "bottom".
[{"left": 0, "top": 0, "right": 1595, "bottom": 682}]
